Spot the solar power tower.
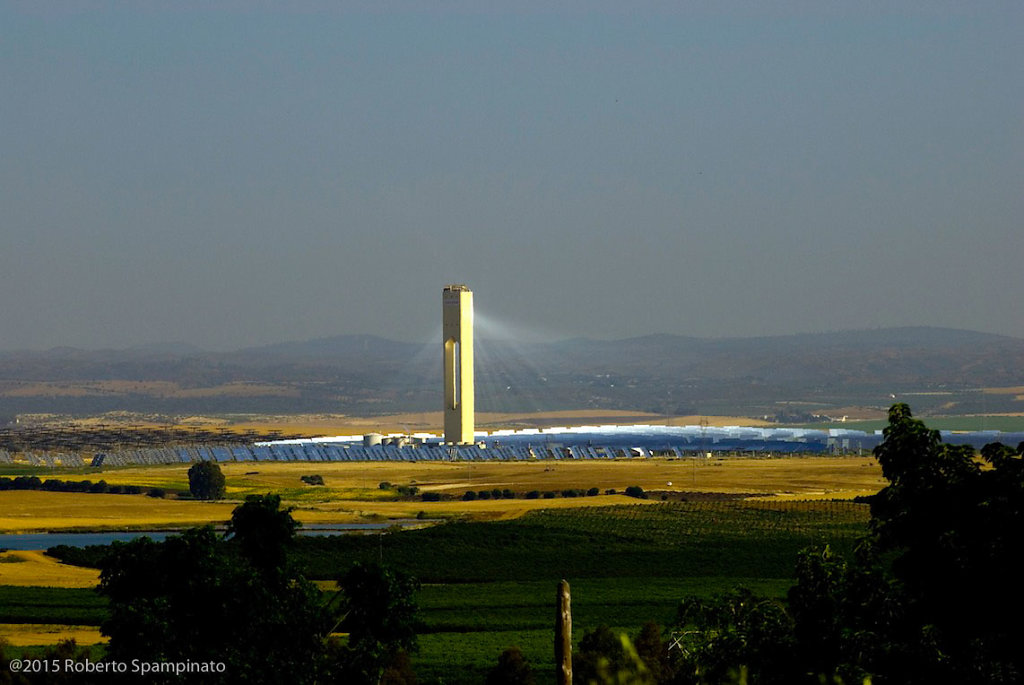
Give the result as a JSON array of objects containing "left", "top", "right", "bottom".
[{"left": 442, "top": 284, "right": 475, "bottom": 444}]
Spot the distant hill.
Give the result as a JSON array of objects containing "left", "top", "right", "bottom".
[{"left": 0, "top": 327, "right": 1021, "bottom": 419}]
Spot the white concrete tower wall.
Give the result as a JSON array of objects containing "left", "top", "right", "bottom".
[{"left": 442, "top": 284, "right": 474, "bottom": 444}]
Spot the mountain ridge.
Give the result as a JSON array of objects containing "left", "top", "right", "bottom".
[{"left": 0, "top": 326, "right": 1020, "bottom": 419}]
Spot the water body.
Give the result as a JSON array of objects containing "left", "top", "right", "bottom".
[{"left": 0, "top": 522, "right": 419, "bottom": 551}]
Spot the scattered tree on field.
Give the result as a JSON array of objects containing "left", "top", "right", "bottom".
[{"left": 187, "top": 460, "right": 225, "bottom": 500}]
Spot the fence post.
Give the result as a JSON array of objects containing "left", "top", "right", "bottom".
[{"left": 556, "top": 578, "right": 572, "bottom": 685}]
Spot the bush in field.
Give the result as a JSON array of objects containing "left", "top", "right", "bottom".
[
  {"left": 462, "top": 491, "right": 477, "bottom": 501},
  {"left": 525, "top": 490, "right": 540, "bottom": 499},
  {"left": 379, "top": 481, "right": 393, "bottom": 490},
  {"left": 502, "top": 489, "right": 515, "bottom": 499},
  {"left": 624, "top": 486, "right": 646, "bottom": 499},
  {"left": 301, "top": 475, "right": 325, "bottom": 486},
  {"left": 587, "top": 487, "right": 600, "bottom": 497},
  {"left": 542, "top": 491, "right": 556, "bottom": 499},
  {"left": 478, "top": 490, "right": 492, "bottom": 500},
  {"left": 487, "top": 646, "right": 535, "bottom": 685},
  {"left": 605, "top": 488, "right": 617, "bottom": 495},
  {"left": 396, "top": 485, "right": 419, "bottom": 497},
  {"left": 491, "top": 488, "right": 502, "bottom": 499},
  {"left": 421, "top": 492, "right": 441, "bottom": 502},
  {"left": 147, "top": 487, "right": 166, "bottom": 498},
  {"left": 188, "top": 461, "right": 225, "bottom": 500}
]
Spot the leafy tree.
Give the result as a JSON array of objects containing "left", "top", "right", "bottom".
[
  {"left": 487, "top": 646, "right": 536, "bottom": 685},
  {"left": 330, "top": 562, "right": 420, "bottom": 685},
  {"left": 227, "top": 493, "right": 299, "bottom": 572},
  {"left": 672, "top": 588, "right": 796, "bottom": 685},
  {"left": 187, "top": 460, "right": 225, "bottom": 500},
  {"left": 866, "top": 404, "right": 1024, "bottom": 683},
  {"left": 667, "top": 404, "right": 1024, "bottom": 685},
  {"left": 100, "top": 514, "right": 330, "bottom": 683}
]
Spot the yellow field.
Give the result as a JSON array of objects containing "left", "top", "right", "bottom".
[
  {"left": 0, "top": 550, "right": 100, "bottom": 588},
  {"left": 0, "top": 491, "right": 236, "bottom": 533},
  {"left": 0, "top": 457, "right": 885, "bottom": 533},
  {"left": 0, "top": 623, "right": 104, "bottom": 647}
]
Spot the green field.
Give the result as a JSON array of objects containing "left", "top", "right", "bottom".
[
  {"left": 299, "top": 500, "right": 869, "bottom": 682},
  {"left": 0, "top": 585, "right": 106, "bottom": 625},
  {"left": 6, "top": 500, "right": 870, "bottom": 683}
]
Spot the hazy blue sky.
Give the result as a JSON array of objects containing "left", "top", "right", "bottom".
[{"left": 2, "top": 2, "right": 1021, "bottom": 351}]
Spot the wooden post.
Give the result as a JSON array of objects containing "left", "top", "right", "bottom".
[{"left": 556, "top": 579, "right": 572, "bottom": 685}]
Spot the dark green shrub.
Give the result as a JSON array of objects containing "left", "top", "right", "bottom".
[{"left": 624, "top": 485, "right": 646, "bottom": 499}]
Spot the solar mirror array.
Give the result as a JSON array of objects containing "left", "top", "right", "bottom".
[{"left": 8, "top": 425, "right": 1023, "bottom": 467}]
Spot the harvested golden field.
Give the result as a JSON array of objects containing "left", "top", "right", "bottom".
[
  {"left": 0, "top": 623, "right": 104, "bottom": 647},
  {"left": 4, "top": 457, "right": 885, "bottom": 531},
  {"left": 0, "top": 551, "right": 100, "bottom": 588},
  {"left": 0, "top": 491, "right": 236, "bottom": 533}
]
